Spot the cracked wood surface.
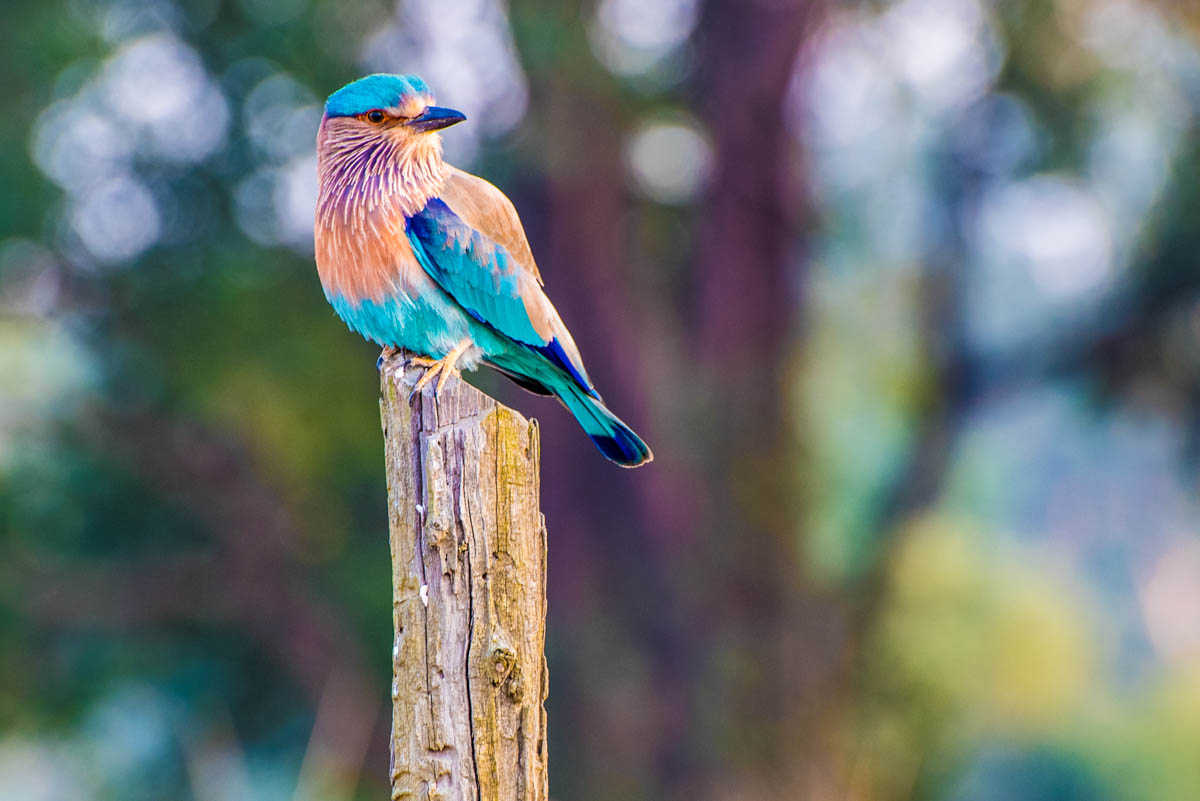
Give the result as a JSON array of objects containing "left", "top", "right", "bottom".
[{"left": 381, "top": 352, "right": 548, "bottom": 801}]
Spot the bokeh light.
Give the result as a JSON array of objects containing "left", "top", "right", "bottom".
[
  {"left": 362, "top": 0, "right": 528, "bottom": 164},
  {"left": 101, "top": 33, "right": 230, "bottom": 162},
  {"left": 624, "top": 115, "right": 712, "bottom": 204},
  {"left": 28, "top": 29, "right": 229, "bottom": 266},
  {"left": 968, "top": 174, "right": 1115, "bottom": 350},
  {"left": 589, "top": 0, "right": 700, "bottom": 77},
  {"left": 69, "top": 175, "right": 163, "bottom": 265}
]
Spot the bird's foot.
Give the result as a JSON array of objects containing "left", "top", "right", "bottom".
[{"left": 407, "top": 340, "right": 472, "bottom": 402}]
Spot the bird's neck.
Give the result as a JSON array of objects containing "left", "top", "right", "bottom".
[{"left": 316, "top": 122, "right": 448, "bottom": 226}]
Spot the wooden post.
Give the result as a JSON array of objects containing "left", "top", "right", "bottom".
[{"left": 379, "top": 351, "right": 549, "bottom": 801}]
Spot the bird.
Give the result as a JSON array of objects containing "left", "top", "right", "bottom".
[{"left": 314, "top": 74, "right": 652, "bottom": 467}]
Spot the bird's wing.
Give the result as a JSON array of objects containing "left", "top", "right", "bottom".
[
  {"left": 438, "top": 166, "right": 543, "bottom": 286},
  {"left": 405, "top": 197, "right": 597, "bottom": 397}
]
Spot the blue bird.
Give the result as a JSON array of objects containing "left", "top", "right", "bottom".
[{"left": 314, "top": 74, "right": 652, "bottom": 467}]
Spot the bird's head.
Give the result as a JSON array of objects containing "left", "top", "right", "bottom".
[
  {"left": 317, "top": 74, "right": 465, "bottom": 217},
  {"left": 322, "top": 73, "right": 465, "bottom": 144}
]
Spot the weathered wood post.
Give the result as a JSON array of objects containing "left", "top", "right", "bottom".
[{"left": 379, "top": 351, "right": 549, "bottom": 801}]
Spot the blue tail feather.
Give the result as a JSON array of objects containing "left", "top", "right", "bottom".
[
  {"left": 558, "top": 383, "right": 653, "bottom": 468},
  {"left": 485, "top": 349, "right": 652, "bottom": 467}
]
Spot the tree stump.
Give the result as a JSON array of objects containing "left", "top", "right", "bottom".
[{"left": 380, "top": 352, "right": 549, "bottom": 801}]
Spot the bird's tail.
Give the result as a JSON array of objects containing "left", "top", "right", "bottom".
[{"left": 557, "top": 382, "right": 653, "bottom": 468}]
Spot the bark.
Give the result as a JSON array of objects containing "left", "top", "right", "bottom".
[{"left": 380, "top": 352, "right": 549, "bottom": 801}]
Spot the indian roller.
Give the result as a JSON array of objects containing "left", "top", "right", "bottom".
[{"left": 314, "top": 74, "right": 652, "bottom": 467}]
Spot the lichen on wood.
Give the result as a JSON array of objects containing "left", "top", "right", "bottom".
[{"left": 380, "top": 351, "right": 548, "bottom": 801}]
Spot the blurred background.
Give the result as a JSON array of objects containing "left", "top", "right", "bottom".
[{"left": 4, "top": 0, "right": 1200, "bottom": 798}]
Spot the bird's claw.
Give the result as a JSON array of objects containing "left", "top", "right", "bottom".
[
  {"left": 407, "top": 358, "right": 444, "bottom": 402},
  {"left": 405, "top": 340, "right": 472, "bottom": 404},
  {"left": 377, "top": 346, "right": 400, "bottom": 372}
]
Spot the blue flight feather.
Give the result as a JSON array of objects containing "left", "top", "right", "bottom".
[
  {"left": 532, "top": 338, "right": 600, "bottom": 400},
  {"left": 406, "top": 198, "right": 546, "bottom": 346},
  {"left": 407, "top": 199, "right": 603, "bottom": 400}
]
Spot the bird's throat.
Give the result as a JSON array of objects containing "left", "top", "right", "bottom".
[
  {"left": 314, "top": 120, "right": 449, "bottom": 304},
  {"left": 316, "top": 122, "right": 448, "bottom": 226}
]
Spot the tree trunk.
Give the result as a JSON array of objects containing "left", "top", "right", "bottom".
[{"left": 380, "top": 352, "right": 549, "bottom": 801}]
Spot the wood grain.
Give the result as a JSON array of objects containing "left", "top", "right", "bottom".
[{"left": 380, "top": 351, "right": 548, "bottom": 801}]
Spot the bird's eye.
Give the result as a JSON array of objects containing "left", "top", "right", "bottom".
[{"left": 366, "top": 110, "right": 385, "bottom": 124}]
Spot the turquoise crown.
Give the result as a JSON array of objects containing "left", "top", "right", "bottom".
[{"left": 325, "top": 74, "right": 432, "bottom": 118}]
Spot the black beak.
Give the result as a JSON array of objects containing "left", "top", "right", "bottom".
[{"left": 407, "top": 106, "right": 466, "bottom": 133}]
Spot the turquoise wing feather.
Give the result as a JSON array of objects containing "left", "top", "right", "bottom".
[
  {"left": 405, "top": 197, "right": 598, "bottom": 397},
  {"left": 406, "top": 198, "right": 544, "bottom": 345}
]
